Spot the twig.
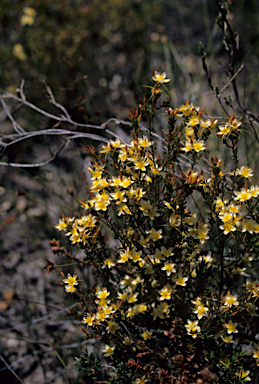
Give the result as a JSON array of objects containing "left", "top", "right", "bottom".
[
  {"left": 0, "top": 355, "right": 24, "bottom": 384},
  {"left": 0, "top": 133, "right": 104, "bottom": 168},
  {"left": 0, "top": 92, "right": 168, "bottom": 168},
  {"left": 17, "top": 79, "right": 26, "bottom": 101},
  {"left": 219, "top": 63, "right": 244, "bottom": 94},
  {"left": 43, "top": 81, "right": 71, "bottom": 120},
  {"left": 2, "top": 93, "right": 108, "bottom": 128},
  {"left": 0, "top": 97, "right": 25, "bottom": 134}
]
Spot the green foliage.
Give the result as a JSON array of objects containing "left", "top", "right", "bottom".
[
  {"left": 218, "top": 349, "right": 250, "bottom": 384},
  {"left": 76, "top": 351, "right": 105, "bottom": 383}
]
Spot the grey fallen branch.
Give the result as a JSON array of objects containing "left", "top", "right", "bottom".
[
  {"left": 0, "top": 92, "right": 121, "bottom": 167},
  {"left": 0, "top": 90, "right": 215, "bottom": 177},
  {"left": 0, "top": 91, "right": 166, "bottom": 168}
]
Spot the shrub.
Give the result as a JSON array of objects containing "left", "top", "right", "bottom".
[{"left": 53, "top": 71, "right": 259, "bottom": 383}]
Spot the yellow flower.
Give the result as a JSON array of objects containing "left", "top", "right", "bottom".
[
  {"left": 141, "top": 331, "right": 152, "bottom": 340},
  {"left": 227, "top": 203, "right": 239, "bottom": 213},
  {"left": 134, "top": 375, "right": 148, "bottom": 384},
  {"left": 139, "top": 136, "right": 153, "bottom": 148},
  {"left": 63, "top": 273, "right": 78, "bottom": 286},
  {"left": 21, "top": 7, "right": 36, "bottom": 26},
  {"left": 153, "top": 302, "right": 170, "bottom": 319},
  {"left": 147, "top": 228, "right": 163, "bottom": 241},
  {"left": 82, "top": 314, "right": 95, "bottom": 326},
  {"left": 21, "top": 15, "right": 35, "bottom": 26},
  {"left": 126, "top": 307, "right": 136, "bottom": 318},
  {"left": 130, "top": 249, "right": 142, "bottom": 263},
  {"left": 161, "top": 262, "right": 176, "bottom": 276},
  {"left": 236, "top": 370, "right": 251, "bottom": 381},
  {"left": 134, "top": 188, "right": 146, "bottom": 199},
  {"left": 106, "top": 321, "right": 120, "bottom": 334},
  {"left": 217, "top": 123, "right": 231, "bottom": 137},
  {"left": 127, "top": 292, "right": 139, "bottom": 303},
  {"left": 164, "top": 201, "right": 174, "bottom": 210},
  {"left": 223, "top": 293, "right": 239, "bottom": 307},
  {"left": 135, "top": 303, "right": 147, "bottom": 313},
  {"left": 198, "top": 253, "right": 213, "bottom": 266},
  {"left": 219, "top": 221, "right": 236, "bottom": 235},
  {"left": 23, "top": 7, "right": 37, "bottom": 17},
  {"left": 140, "top": 199, "right": 152, "bottom": 212},
  {"left": 110, "top": 189, "right": 127, "bottom": 202},
  {"left": 169, "top": 213, "right": 181, "bottom": 227},
  {"left": 65, "top": 285, "right": 76, "bottom": 293},
  {"left": 186, "top": 116, "right": 201, "bottom": 126},
  {"left": 178, "top": 100, "right": 198, "bottom": 115},
  {"left": 159, "top": 284, "right": 173, "bottom": 300},
  {"left": 234, "top": 188, "right": 251, "bottom": 202},
  {"left": 161, "top": 246, "right": 174, "bottom": 257},
  {"left": 120, "top": 177, "right": 133, "bottom": 188},
  {"left": 241, "top": 219, "right": 259, "bottom": 234},
  {"left": 69, "top": 230, "right": 81, "bottom": 244},
  {"left": 94, "top": 198, "right": 109, "bottom": 211},
  {"left": 173, "top": 274, "right": 187, "bottom": 286},
  {"left": 117, "top": 203, "right": 132, "bottom": 216},
  {"left": 249, "top": 185, "right": 259, "bottom": 197},
  {"left": 225, "top": 320, "right": 238, "bottom": 334},
  {"left": 96, "top": 287, "right": 110, "bottom": 299},
  {"left": 236, "top": 165, "right": 253, "bottom": 179},
  {"left": 185, "top": 127, "right": 194, "bottom": 137},
  {"left": 144, "top": 174, "right": 152, "bottom": 183},
  {"left": 185, "top": 319, "right": 201, "bottom": 337},
  {"left": 118, "top": 249, "right": 129, "bottom": 263},
  {"left": 192, "top": 139, "right": 206, "bottom": 152},
  {"left": 152, "top": 71, "right": 170, "bottom": 83},
  {"left": 102, "top": 259, "right": 116, "bottom": 269},
  {"left": 95, "top": 309, "right": 107, "bottom": 322},
  {"left": 123, "top": 337, "right": 133, "bottom": 345},
  {"left": 134, "top": 157, "right": 149, "bottom": 171},
  {"left": 117, "top": 291, "right": 128, "bottom": 301},
  {"left": 13, "top": 44, "right": 26, "bottom": 60},
  {"left": 181, "top": 141, "right": 192, "bottom": 153},
  {"left": 221, "top": 334, "right": 234, "bottom": 343},
  {"left": 110, "top": 139, "right": 123, "bottom": 148},
  {"left": 88, "top": 167, "right": 103, "bottom": 180},
  {"left": 246, "top": 303, "right": 259, "bottom": 317},
  {"left": 191, "top": 297, "right": 202, "bottom": 308},
  {"left": 194, "top": 222, "right": 209, "bottom": 244},
  {"left": 142, "top": 205, "right": 159, "bottom": 220},
  {"left": 100, "top": 143, "right": 112, "bottom": 153},
  {"left": 55, "top": 219, "right": 67, "bottom": 231},
  {"left": 103, "top": 345, "right": 115, "bottom": 357},
  {"left": 139, "top": 235, "right": 149, "bottom": 248},
  {"left": 253, "top": 343, "right": 259, "bottom": 360},
  {"left": 219, "top": 212, "right": 233, "bottom": 222},
  {"left": 194, "top": 305, "right": 209, "bottom": 319}
]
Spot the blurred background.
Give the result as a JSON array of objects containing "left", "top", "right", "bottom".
[{"left": 1, "top": 0, "right": 259, "bottom": 382}]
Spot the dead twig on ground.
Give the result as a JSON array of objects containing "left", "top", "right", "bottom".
[{"left": 0, "top": 355, "right": 25, "bottom": 384}]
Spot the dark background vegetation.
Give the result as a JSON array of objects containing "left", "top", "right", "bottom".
[{"left": 1, "top": 0, "right": 259, "bottom": 383}]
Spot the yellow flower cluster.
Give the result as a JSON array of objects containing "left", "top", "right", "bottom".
[
  {"left": 178, "top": 101, "right": 217, "bottom": 154},
  {"left": 20, "top": 7, "right": 36, "bottom": 26},
  {"left": 55, "top": 214, "right": 98, "bottom": 244},
  {"left": 63, "top": 273, "right": 78, "bottom": 293},
  {"left": 55, "top": 83, "right": 259, "bottom": 381},
  {"left": 214, "top": 186, "right": 259, "bottom": 235},
  {"left": 217, "top": 116, "right": 242, "bottom": 138}
]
